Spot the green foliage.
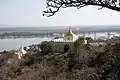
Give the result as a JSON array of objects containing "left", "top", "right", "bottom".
[
  {"left": 112, "top": 43, "right": 120, "bottom": 53},
  {"left": 40, "top": 41, "right": 55, "bottom": 54},
  {"left": 1, "top": 41, "right": 120, "bottom": 80},
  {"left": 101, "top": 43, "right": 120, "bottom": 80},
  {"left": 101, "top": 54, "right": 120, "bottom": 80},
  {"left": 86, "top": 37, "right": 94, "bottom": 43},
  {"left": 74, "top": 37, "right": 85, "bottom": 53}
]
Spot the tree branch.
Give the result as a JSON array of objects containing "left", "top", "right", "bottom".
[{"left": 43, "top": 0, "right": 120, "bottom": 17}]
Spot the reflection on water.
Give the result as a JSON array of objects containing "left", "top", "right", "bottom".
[{"left": 0, "top": 37, "right": 52, "bottom": 51}]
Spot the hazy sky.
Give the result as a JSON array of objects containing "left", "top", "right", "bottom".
[{"left": 0, "top": 0, "right": 120, "bottom": 27}]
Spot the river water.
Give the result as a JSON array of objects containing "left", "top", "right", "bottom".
[
  {"left": 0, "top": 37, "right": 52, "bottom": 51},
  {"left": 0, "top": 32, "right": 120, "bottom": 51}
]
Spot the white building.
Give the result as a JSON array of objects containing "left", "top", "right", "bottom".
[
  {"left": 51, "top": 28, "right": 88, "bottom": 52},
  {"left": 52, "top": 28, "right": 78, "bottom": 42}
]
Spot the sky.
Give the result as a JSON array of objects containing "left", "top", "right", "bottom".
[{"left": 0, "top": 0, "right": 120, "bottom": 27}]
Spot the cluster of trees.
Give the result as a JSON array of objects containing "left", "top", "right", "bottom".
[
  {"left": 39, "top": 37, "right": 93, "bottom": 54},
  {"left": 0, "top": 38, "right": 120, "bottom": 80},
  {"left": 0, "top": 32, "right": 53, "bottom": 39}
]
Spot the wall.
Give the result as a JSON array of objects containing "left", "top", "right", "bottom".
[{"left": 53, "top": 42, "right": 74, "bottom": 53}]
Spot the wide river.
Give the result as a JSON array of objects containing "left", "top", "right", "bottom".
[
  {"left": 0, "top": 37, "right": 52, "bottom": 51},
  {"left": 0, "top": 32, "right": 120, "bottom": 52}
]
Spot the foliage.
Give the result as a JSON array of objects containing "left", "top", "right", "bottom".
[
  {"left": 100, "top": 42, "right": 120, "bottom": 80},
  {"left": 86, "top": 37, "right": 94, "bottom": 43},
  {"left": 40, "top": 41, "right": 55, "bottom": 54},
  {"left": 1, "top": 41, "right": 120, "bottom": 80},
  {"left": 74, "top": 37, "right": 85, "bottom": 53}
]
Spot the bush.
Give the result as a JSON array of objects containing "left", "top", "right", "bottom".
[{"left": 40, "top": 41, "right": 55, "bottom": 54}]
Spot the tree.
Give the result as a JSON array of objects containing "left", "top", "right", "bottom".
[
  {"left": 100, "top": 42, "right": 120, "bottom": 80},
  {"left": 43, "top": 0, "right": 120, "bottom": 17},
  {"left": 74, "top": 37, "right": 85, "bottom": 53},
  {"left": 40, "top": 41, "right": 55, "bottom": 54},
  {"left": 86, "top": 37, "right": 94, "bottom": 43}
]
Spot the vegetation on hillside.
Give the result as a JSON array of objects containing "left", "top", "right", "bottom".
[{"left": 0, "top": 39, "right": 120, "bottom": 80}]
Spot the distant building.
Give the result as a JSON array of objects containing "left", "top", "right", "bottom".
[
  {"left": 52, "top": 27, "right": 78, "bottom": 42},
  {"left": 51, "top": 28, "right": 87, "bottom": 52}
]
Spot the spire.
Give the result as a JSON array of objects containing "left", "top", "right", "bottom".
[{"left": 69, "top": 27, "right": 72, "bottom": 32}]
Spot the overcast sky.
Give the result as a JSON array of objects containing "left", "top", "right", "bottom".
[{"left": 0, "top": 0, "right": 120, "bottom": 27}]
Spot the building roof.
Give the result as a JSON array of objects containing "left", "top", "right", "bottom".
[
  {"left": 64, "top": 27, "right": 77, "bottom": 37},
  {"left": 52, "top": 27, "right": 78, "bottom": 42}
]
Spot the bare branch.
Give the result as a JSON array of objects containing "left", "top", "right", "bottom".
[{"left": 43, "top": 0, "right": 120, "bottom": 17}]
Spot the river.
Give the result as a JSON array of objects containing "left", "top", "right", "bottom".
[
  {"left": 0, "top": 32, "right": 120, "bottom": 52},
  {"left": 0, "top": 37, "right": 52, "bottom": 51}
]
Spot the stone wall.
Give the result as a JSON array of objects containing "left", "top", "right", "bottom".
[{"left": 53, "top": 42, "right": 74, "bottom": 53}]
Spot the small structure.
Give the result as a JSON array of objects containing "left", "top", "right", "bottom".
[{"left": 15, "top": 45, "right": 27, "bottom": 59}]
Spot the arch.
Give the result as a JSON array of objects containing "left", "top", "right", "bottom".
[{"left": 64, "top": 44, "right": 70, "bottom": 53}]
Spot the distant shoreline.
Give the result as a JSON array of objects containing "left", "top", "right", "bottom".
[
  {"left": 0, "top": 36, "right": 53, "bottom": 40},
  {"left": 0, "top": 36, "right": 43, "bottom": 39},
  {"left": 0, "top": 32, "right": 54, "bottom": 39},
  {"left": 1, "top": 26, "right": 120, "bottom": 33}
]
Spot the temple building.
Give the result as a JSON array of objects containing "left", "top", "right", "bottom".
[
  {"left": 52, "top": 28, "right": 78, "bottom": 42},
  {"left": 51, "top": 28, "right": 87, "bottom": 52}
]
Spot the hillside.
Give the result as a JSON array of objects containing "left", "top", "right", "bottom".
[{"left": 0, "top": 41, "right": 120, "bottom": 80}]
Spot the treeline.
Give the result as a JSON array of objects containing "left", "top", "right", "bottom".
[
  {"left": 0, "top": 32, "right": 53, "bottom": 39},
  {"left": 0, "top": 39, "right": 120, "bottom": 80}
]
